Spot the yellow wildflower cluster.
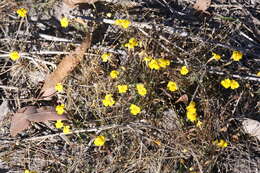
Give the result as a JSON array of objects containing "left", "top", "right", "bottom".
[
  {"left": 55, "top": 83, "right": 63, "bottom": 92},
  {"left": 145, "top": 57, "right": 170, "bottom": 70},
  {"left": 9, "top": 51, "right": 20, "bottom": 61},
  {"left": 101, "top": 52, "right": 112, "bottom": 62},
  {"left": 117, "top": 84, "right": 128, "bottom": 93},
  {"left": 124, "top": 37, "right": 138, "bottom": 49},
  {"left": 186, "top": 101, "right": 197, "bottom": 122},
  {"left": 180, "top": 66, "right": 189, "bottom": 75},
  {"left": 136, "top": 83, "right": 147, "bottom": 96},
  {"left": 102, "top": 94, "right": 115, "bottom": 107},
  {"left": 130, "top": 104, "right": 141, "bottom": 115},
  {"left": 221, "top": 78, "right": 239, "bottom": 89},
  {"left": 114, "top": 19, "right": 131, "bottom": 29},
  {"left": 17, "top": 8, "right": 27, "bottom": 18},
  {"left": 60, "top": 17, "right": 69, "bottom": 28},
  {"left": 231, "top": 51, "right": 243, "bottom": 61},
  {"left": 94, "top": 136, "right": 106, "bottom": 146},
  {"left": 110, "top": 70, "right": 120, "bottom": 79},
  {"left": 55, "top": 120, "right": 71, "bottom": 134},
  {"left": 167, "top": 81, "right": 178, "bottom": 92},
  {"left": 56, "top": 104, "right": 65, "bottom": 115},
  {"left": 213, "top": 139, "right": 228, "bottom": 148}
]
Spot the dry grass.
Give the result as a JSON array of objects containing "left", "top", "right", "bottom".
[{"left": 0, "top": 0, "right": 259, "bottom": 173}]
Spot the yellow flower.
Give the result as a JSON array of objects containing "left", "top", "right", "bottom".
[
  {"left": 63, "top": 125, "right": 70, "bottom": 134},
  {"left": 257, "top": 72, "right": 260, "bottom": 76},
  {"left": 101, "top": 53, "right": 112, "bottom": 62},
  {"left": 187, "top": 101, "right": 196, "bottom": 108},
  {"left": 196, "top": 120, "right": 203, "bottom": 127},
  {"left": 94, "top": 136, "right": 106, "bottom": 146},
  {"left": 110, "top": 70, "right": 119, "bottom": 79},
  {"left": 212, "top": 52, "right": 221, "bottom": 61},
  {"left": 124, "top": 37, "right": 138, "bottom": 49},
  {"left": 17, "top": 8, "right": 27, "bottom": 18},
  {"left": 158, "top": 58, "right": 170, "bottom": 68},
  {"left": 187, "top": 111, "right": 197, "bottom": 122},
  {"left": 167, "top": 81, "right": 178, "bottom": 92},
  {"left": 60, "top": 17, "right": 69, "bottom": 28},
  {"left": 56, "top": 104, "right": 65, "bottom": 115},
  {"left": 55, "top": 120, "right": 64, "bottom": 129},
  {"left": 221, "top": 78, "right": 231, "bottom": 89},
  {"left": 186, "top": 106, "right": 196, "bottom": 114},
  {"left": 24, "top": 170, "right": 30, "bottom": 173},
  {"left": 102, "top": 94, "right": 115, "bottom": 107},
  {"left": 136, "top": 83, "right": 147, "bottom": 96},
  {"left": 180, "top": 66, "right": 189, "bottom": 75},
  {"left": 230, "top": 80, "right": 239, "bottom": 89},
  {"left": 55, "top": 83, "right": 63, "bottom": 92},
  {"left": 231, "top": 51, "right": 243, "bottom": 61},
  {"left": 214, "top": 139, "right": 228, "bottom": 148},
  {"left": 9, "top": 51, "right": 20, "bottom": 61},
  {"left": 130, "top": 104, "right": 141, "bottom": 115},
  {"left": 148, "top": 59, "right": 160, "bottom": 70},
  {"left": 117, "top": 84, "right": 128, "bottom": 93},
  {"left": 114, "top": 19, "right": 131, "bottom": 29},
  {"left": 186, "top": 101, "right": 198, "bottom": 122},
  {"left": 143, "top": 56, "right": 153, "bottom": 62}
]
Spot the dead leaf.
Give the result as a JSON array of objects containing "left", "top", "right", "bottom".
[
  {"left": 40, "top": 33, "right": 91, "bottom": 98},
  {"left": 175, "top": 94, "right": 188, "bottom": 104},
  {"left": 193, "top": 0, "right": 211, "bottom": 12},
  {"left": 10, "top": 106, "right": 68, "bottom": 137},
  {"left": 242, "top": 118, "right": 260, "bottom": 141},
  {"left": 63, "top": 0, "right": 98, "bottom": 8}
]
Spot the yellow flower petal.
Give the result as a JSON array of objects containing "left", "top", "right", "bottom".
[
  {"left": 94, "top": 135, "right": 106, "bottom": 146},
  {"left": 187, "top": 111, "right": 197, "bottom": 122},
  {"left": 230, "top": 80, "right": 239, "bottom": 89},
  {"left": 212, "top": 52, "right": 221, "bottom": 60},
  {"left": 101, "top": 53, "right": 112, "bottom": 62},
  {"left": 60, "top": 17, "right": 69, "bottom": 28},
  {"left": 110, "top": 70, "right": 119, "bottom": 79},
  {"left": 148, "top": 59, "right": 160, "bottom": 70},
  {"left": 55, "top": 83, "right": 63, "bottom": 92},
  {"left": 55, "top": 120, "right": 64, "bottom": 129},
  {"left": 136, "top": 83, "right": 147, "bottom": 96},
  {"left": 167, "top": 81, "right": 178, "bottom": 92},
  {"left": 102, "top": 94, "right": 115, "bottom": 107},
  {"left": 56, "top": 104, "right": 65, "bottom": 115},
  {"left": 221, "top": 78, "right": 231, "bottom": 89},
  {"left": 9, "top": 51, "right": 20, "bottom": 61},
  {"left": 130, "top": 104, "right": 141, "bottom": 115},
  {"left": 63, "top": 125, "right": 70, "bottom": 134},
  {"left": 158, "top": 58, "right": 170, "bottom": 68},
  {"left": 180, "top": 66, "right": 189, "bottom": 75},
  {"left": 17, "top": 8, "right": 27, "bottom": 18},
  {"left": 117, "top": 84, "right": 128, "bottom": 93},
  {"left": 231, "top": 51, "right": 243, "bottom": 61}
]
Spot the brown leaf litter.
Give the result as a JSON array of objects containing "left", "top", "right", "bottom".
[
  {"left": 40, "top": 33, "right": 92, "bottom": 98},
  {"left": 10, "top": 106, "right": 68, "bottom": 137}
]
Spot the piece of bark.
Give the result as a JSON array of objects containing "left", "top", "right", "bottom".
[{"left": 40, "top": 33, "right": 91, "bottom": 98}]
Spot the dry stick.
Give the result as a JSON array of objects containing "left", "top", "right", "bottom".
[
  {"left": 24, "top": 124, "right": 122, "bottom": 142},
  {"left": 75, "top": 16, "right": 260, "bottom": 58},
  {"left": 208, "top": 67, "right": 260, "bottom": 82}
]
